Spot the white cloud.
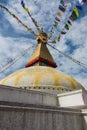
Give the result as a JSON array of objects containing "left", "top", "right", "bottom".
[{"left": 0, "top": 0, "right": 87, "bottom": 89}]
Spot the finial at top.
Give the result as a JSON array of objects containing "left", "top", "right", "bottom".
[{"left": 36, "top": 28, "right": 48, "bottom": 44}]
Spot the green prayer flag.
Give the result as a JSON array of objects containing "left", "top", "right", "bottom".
[{"left": 53, "top": 21, "right": 58, "bottom": 27}]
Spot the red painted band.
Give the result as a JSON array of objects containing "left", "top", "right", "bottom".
[{"left": 25, "top": 57, "right": 57, "bottom": 68}]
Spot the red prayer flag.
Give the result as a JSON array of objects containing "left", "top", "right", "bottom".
[
  {"left": 69, "top": 15, "right": 74, "bottom": 21},
  {"left": 82, "top": 0, "right": 87, "bottom": 2}
]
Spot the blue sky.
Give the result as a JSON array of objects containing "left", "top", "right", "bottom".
[{"left": 0, "top": 0, "right": 87, "bottom": 88}]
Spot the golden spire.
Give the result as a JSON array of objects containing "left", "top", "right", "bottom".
[{"left": 25, "top": 29, "right": 57, "bottom": 68}]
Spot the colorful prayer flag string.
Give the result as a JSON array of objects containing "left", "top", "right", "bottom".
[
  {"left": 0, "top": 4, "right": 37, "bottom": 36},
  {"left": 48, "top": 0, "right": 83, "bottom": 44},
  {"left": 49, "top": 6, "right": 80, "bottom": 43},
  {"left": 0, "top": 0, "right": 86, "bottom": 44},
  {"left": 21, "top": 0, "right": 41, "bottom": 32},
  {"left": 48, "top": 0, "right": 71, "bottom": 40}
]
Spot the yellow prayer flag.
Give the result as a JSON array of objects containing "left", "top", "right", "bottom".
[
  {"left": 66, "top": 22, "right": 71, "bottom": 28},
  {"left": 55, "top": 36, "right": 60, "bottom": 42},
  {"left": 24, "top": 7, "right": 29, "bottom": 13},
  {"left": 8, "top": 11, "right": 13, "bottom": 15},
  {"left": 22, "top": 23, "right": 28, "bottom": 29},
  {"left": 57, "top": 11, "right": 62, "bottom": 17},
  {"left": 73, "top": 7, "right": 79, "bottom": 17}
]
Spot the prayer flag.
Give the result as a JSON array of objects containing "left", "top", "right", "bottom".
[
  {"left": 8, "top": 11, "right": 13, "bottom": 15},
  {"left": 71, "top": 12, "right": 78, "bottom": 20},
  {"left": 53, "top": 21, "right": 58, "bottom": 27},
  {"left": 65, "top": 23, "right": 70, "bottom": 30},
  {"left": 57, "top": 11, "right": 62, "bottom": 17},
  {"left": 70, "top": 7, "right": 79, "bottom": 21},
  {"left": 55, "top": 35, "right": 60, "bottom": 42},
  {"left": 73, "top": 7, "right": 79, "bottom": 17},
  {"left": 15, "top": 16, "right": 19, "bottom": 21},
  {"left": 55, "top": 16, "right": 61, "bottom": 22},
  {"left": 69, "top": 15, "right": 74, "bottom": 21},
  {"left": 61, "top": 29, "right": 66, "bottom": 34},
  {"left": 60, "top": 0, "right": 65, "bottom": 6},
  {"left": 4, "top": 7, "right": 9, "bottom": 11},
  {"left": 0, "top": 4, "right": 37, "bottom": 36},
  {"left": 12, "top": 14, "right": 16, "bottom": 18},
  {"left": 24, "top": 7, "right": 29, "bottom": 13},
  {"left": 21, "top": 0, "right": 25, "bottom": 8},
  {"left": 22, "top": 23, "right": 28, "bottom": 28},
  {"left": 66, "top": 22, "right": 71, "bottom": 28},
  {"left": 59, "top": 5, "right": 66, "bottom": 12},
  {"left": 82, "top": 0, "right": 87, "bottom": 2},
  {"left": 67, "top": 20, "right": 72, "bottom": 25}
]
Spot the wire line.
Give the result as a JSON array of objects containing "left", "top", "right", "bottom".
[
  {"left": 0, "top": 45, "right": 35, "bottom": 73},
  {"left": 48, "top": 43, "right": 87, "bottom": 69},
  {"left": 0, "top": 4, "right": 37, "bottom": 36}
]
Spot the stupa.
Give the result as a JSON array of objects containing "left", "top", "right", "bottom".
[
  {"left": 0, "top": 29, "right": 84, "bottom": 93},
  {"left": 0, "top": 30, "right": 87, "bottom": 130}
]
